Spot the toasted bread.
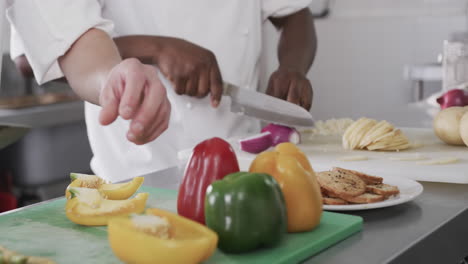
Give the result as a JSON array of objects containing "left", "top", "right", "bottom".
[
  {"left": 323, "top": 196, "right": 348, "bottom": 205},
  {"left": 317, "top": 171, "right": 366, "bottom": 199},
  {"left": 320, "top": 186, "right": 327, "bottom": 196},
  {"left": 344, "top": 193, "right": 385, "bottom": 204},
  {"left": 366, "top": 183, "right": 400, "bottom": 197},
  {"left": 332, "top": 167, "right": 383, "bottom": 184}
]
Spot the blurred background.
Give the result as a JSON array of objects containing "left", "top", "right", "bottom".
[{"left": 0, "top": 0, "right": 465, "bottom": 210}]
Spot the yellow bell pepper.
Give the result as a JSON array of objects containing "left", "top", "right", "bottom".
[
  {"left": 65, "top": 173, "right": 144, "bottom": 200},
  {"left": 97, "top": 177, "right": 144, "bottom": 200},
  {"left": 108, "top": 208, "right": 218, "bottom": 264},
  {"left": 249, "top": 142, "right": 323, "bottom": 232},
  {"left": 65, "top": 187, "right": 148, "bottom": 226}
]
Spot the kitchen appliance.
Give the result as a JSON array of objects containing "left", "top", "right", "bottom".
[{"left": 442, "top": 37, "right": 468, "bottom": 91}]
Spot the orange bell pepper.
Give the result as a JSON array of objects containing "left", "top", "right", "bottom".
[{"left": 249, "top": 142, "right": 323, "bottom": 232}]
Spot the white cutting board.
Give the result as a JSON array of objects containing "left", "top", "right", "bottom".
[{"left": 230, "top": 128, "right": 468, "bottom": 184}]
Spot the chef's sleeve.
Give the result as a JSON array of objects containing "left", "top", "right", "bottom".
[
  {"left": 9, "top": 26, "right": 25, "bottom": 61},
  {"left": 6, "top": 0, "right": 114, "bottom": 84},
  {"left": 261, "top": 0, "right": 313, "bottom": 20}
]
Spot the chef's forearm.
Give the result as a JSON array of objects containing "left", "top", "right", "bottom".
[
  {"left": 14, "top": 35, "right": 157, "bottom": 83},
  {"left": 59, "top": 28, "right": 122, "bottom": 105},
  {"left": 270, "top": 8, "right": 317, "bottom": 74},
  {"left": 114, "top": 35, "right": 160, "bottom": 64}
]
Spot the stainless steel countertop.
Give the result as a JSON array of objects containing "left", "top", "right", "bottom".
[
  {"left": 143, "top": 166, "right": 468, "bottom": 264},
  {"left": 0, "top": 101, "right": 84, "bottom": 128},
  {"left": 2, "top": 166, "right": 468, "bottom": 264}
]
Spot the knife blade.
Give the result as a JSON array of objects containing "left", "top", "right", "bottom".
[{"left": 223, "top": 83, "right": 315, "bottom": 127}]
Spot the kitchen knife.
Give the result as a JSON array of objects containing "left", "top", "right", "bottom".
[{"left": 223, "top": 83, "right": 315, "bottom": 127}]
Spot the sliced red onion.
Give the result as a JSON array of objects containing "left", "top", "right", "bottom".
[
  {"left": 239, "top": 132, "right": 273, "bottom": 154},
  {"left": 261, "top": 123, "right": 301, "bottom": 146}
]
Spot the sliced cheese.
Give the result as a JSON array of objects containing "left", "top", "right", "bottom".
[
  {"left": 349, "top": 118, "right": 377, "bottom": 149},
  {"left": 342, "top": 118, "right": 410, "bottom": 151},
  {"left": 359, "top": 120, "right": 394, "bottom": 148},
  {"left": 342, "top": 119, "right": 363, "bottom": 149}
]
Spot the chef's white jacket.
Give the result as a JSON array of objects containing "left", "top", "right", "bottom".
[{"left": 6, "top": 0, "right": 312, "bottom": 182}]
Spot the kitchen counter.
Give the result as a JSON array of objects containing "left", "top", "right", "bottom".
[
  {"left": 2, "top": 166, "right": 468, "bottom": 264},
  {"left": 144, "top": 166, "right": 468, "bottom": 264},
  {"left": 0, "top": 100, "right": 84, "bottom": 128},
  {"left": 0, "top": 100, "right": 90, "bottom": 190}
]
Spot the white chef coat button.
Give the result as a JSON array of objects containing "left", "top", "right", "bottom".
[
  {"left": 242, "top": 28, "right": 249, "bottom": 35},
  {"left": 245, "top": 85, "right": 250, "bottom": 89},
  {"left": 186, "top": 102, "right": 193, "bottom": 109}
]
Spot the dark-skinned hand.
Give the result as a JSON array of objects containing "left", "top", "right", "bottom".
[
  {"left": 266, "top": 67, "right": 313, "bottom": 111},
  {"left": 154, "top": 37, "right": 223, "bottom": 107}
]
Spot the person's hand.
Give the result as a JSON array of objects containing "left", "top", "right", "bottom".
[
  {"left": 266, "top": 68, "right": 313, "bottom": 110},
  {"left": 154, "top": 37, "right": 223, "bottom": 107},
  {"left": 99, "top": 58, "right": 171, "bottom": 145}
]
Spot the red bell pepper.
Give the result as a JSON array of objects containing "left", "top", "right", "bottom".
[
  {"left": 177, "top": 137, "right": 240, "bottom": 224},
  {"left": 0, "top": 171, "right": 17, "bottom": 213}
]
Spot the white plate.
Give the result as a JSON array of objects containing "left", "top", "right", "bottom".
[
  {"left": 323, "top": 176, "right": 424, "bottom": 211},
  {"left": 236, "top": 157, "right": 424, "bottom": 211}
]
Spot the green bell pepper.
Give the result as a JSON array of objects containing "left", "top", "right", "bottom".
[{"left": 204, "top": 172, "right": 287, "bottom": 253}]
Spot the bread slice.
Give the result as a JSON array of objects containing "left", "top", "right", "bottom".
[
  {"left": 317, "top": 171, "right": 366, "bottom": 199},
  {"left": 322, "top": 188, "right": 348, "bottom": 205},
  {"left": 332, "top": 167, "right": 383, "bottom": 184},
  {"left": 320, "top": 186, "right": 328, "bottom": 196},
  {"left": 323, "top": 196, "right": 348, "bottom": 205},
  {"left": 344, "top": 193, "right": 385, "bottom": 204},
  {"left": 366, "top": 183, "right": 400, "bottom": 197}
]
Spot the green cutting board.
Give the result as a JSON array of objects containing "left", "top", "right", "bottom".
[{"left": 0, "top": 187, "right": 362, "bottom": 264}]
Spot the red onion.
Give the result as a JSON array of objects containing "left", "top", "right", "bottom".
[
  {"left": 239, "top": 132, "right": 273, "bottom": 154},
  {"left": 261, "top": 123, "right": 301, "bottom": 146},
  {"left": 437, "top": 89, "right": 468, "bottom": 109}
]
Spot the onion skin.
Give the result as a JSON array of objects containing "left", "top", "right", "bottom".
[
  {"left": 261, "top": 124, "right": 301, "bottom": 146},
  {"left": 239, "top": 132, "right": 273, "bottom": 154},
  {"left": 437, "top": 89, "right": 468, "bottom": 110}
]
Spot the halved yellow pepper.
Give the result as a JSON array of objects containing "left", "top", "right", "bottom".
[
  {"left": 108, "top": 208, "right": 218, "bottom": 264},
  {"left": 65, "top": 187, "right": 148, "bottom": 226},
  {"left": 249, "top": 142, "right": 323, "bottom": 232},
  {"left": 65, "top": 173, "right": 144, "bottom": 200},
  {"left": 99, "top": 178, "right": 144, "bottom": 200}
]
